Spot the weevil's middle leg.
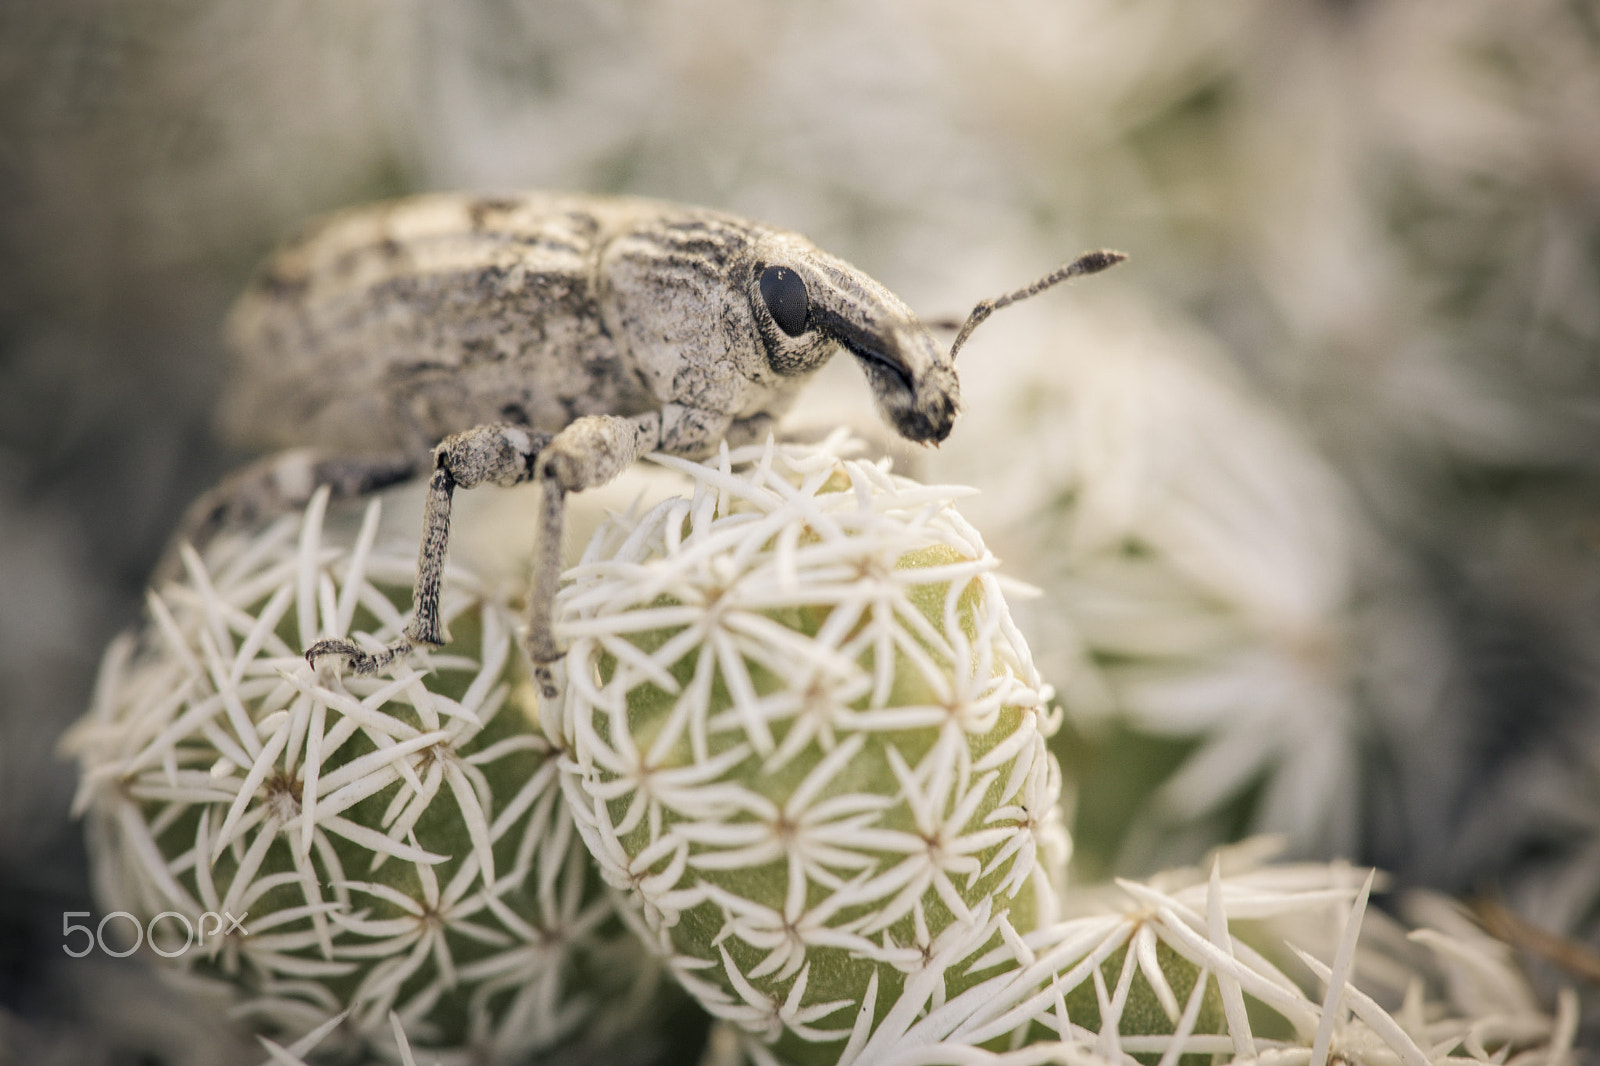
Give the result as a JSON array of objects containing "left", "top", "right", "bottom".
[
  {"left": 307, "top": 413, "right": 661, "bottom": 688},
  {"left": 525, "top": 412, "right": 663, "bottom": 698},
  {"left": 526, "top": 473, "right": 568, "bottom": 700},
  {"left": 307, "top": 423, "right": 551, "bottom": 675}
]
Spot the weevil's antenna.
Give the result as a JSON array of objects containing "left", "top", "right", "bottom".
[{"left": 947, "top": 249, "right": 1126, "bottom": 361}]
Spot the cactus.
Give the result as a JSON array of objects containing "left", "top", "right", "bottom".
[
  {"left": 65, "top": 487, "right": 688, "bottom": 1064},
  {"left": 545, "top": 437, "right": 1070, "bottom": 1065}
]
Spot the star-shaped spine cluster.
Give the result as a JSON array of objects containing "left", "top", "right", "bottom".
[
  {"left": 545, "top": 437, "right": 1070, "bottom": 1064},
  {"left": 66, "top": 488, "right": 680, "bottom": 1064}
]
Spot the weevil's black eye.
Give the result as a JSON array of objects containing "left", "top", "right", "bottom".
[{"left": 759, "top": 265, "right": 809, "bottom": 337}]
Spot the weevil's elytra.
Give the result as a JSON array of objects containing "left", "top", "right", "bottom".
[{"left": 211, "top": 190, "right": 1121, "bottom": 687}]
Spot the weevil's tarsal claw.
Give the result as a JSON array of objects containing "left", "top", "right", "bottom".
[
  {"left": 533, "top": 663, "right": 559, "bottom": 702},
  {"left": 306, "top": 635, "right": 416, "bottom": 676}
]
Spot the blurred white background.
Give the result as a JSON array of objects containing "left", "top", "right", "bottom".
[{"left": 3, "top": 0, "right": 1599, "bottom": 1057}]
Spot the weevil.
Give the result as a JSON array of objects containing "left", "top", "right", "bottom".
[{"left": 204, "top": 191, "right": 1121, "bottom": 695}]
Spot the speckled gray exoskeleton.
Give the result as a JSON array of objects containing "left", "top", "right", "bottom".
[{"left": 204, "top": 191, "right": 1121, "bottom": 695}]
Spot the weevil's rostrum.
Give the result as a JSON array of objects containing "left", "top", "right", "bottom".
[
  {"left": 222, "top": 192, "right": 956, "bottom": 461},
  {"left": 212, "top": 190, "right": 1118, "bottom": 683}
]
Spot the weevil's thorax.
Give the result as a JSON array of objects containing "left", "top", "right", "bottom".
[{"left": 599, "top": 211, "right": 798, "bottom": 418}]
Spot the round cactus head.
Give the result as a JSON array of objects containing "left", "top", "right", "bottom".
[
  {"left": 66, "top": 487, "right": 688, "bottom": 1063},
  {"left": 545, "top": 436, "right": 1071, "bottom": 1064}
]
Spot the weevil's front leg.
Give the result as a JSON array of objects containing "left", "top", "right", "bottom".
[
  {"left": 526, "top": 412, "right": 663, "bottom": 698},
  {"left": 307, "top": 423, "right": 552, "bottom": 675}
]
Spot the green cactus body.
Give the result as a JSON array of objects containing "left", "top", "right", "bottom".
[
  {"left": 68, "top": 490, "right": 682, "bottom": 1063},
  {"left": 1057, "top": 941, "right": 1224, "bottom": 1065},
  {"left": 548, "top": 441, "right": 1070, "bottom": 1064}
]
